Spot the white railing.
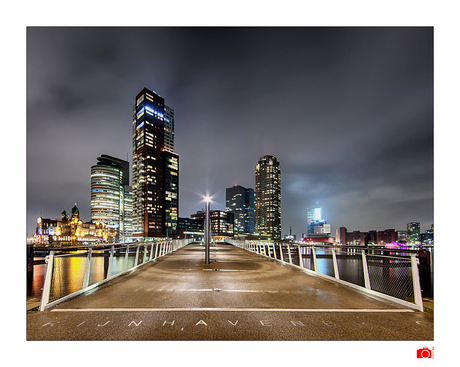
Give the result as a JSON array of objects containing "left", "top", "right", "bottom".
[
  {"left": 226, "top": 239, "right": 424, "bottom": 312},
  {"left": 39, "top": 238, "right": 193, "bottom": 311}
]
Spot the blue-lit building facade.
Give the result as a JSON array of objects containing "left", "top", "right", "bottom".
[{"left": 132, "top": 87, "right": 178, "bottom": 238}]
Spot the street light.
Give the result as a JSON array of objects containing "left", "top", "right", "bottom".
[{"left": 204, "top": 196, "right": 211, "bottom": 264}]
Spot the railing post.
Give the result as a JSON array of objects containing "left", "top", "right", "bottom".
[
  {"left": 361, "top": 250, "right": 371, "bottom": 289},
  {"left": 149, "top": 243, "right": 154, "bottom": 261},
  {"left": 272, "top": 243, "right": 277, "bottom": 259},
  {"left": 288, "top": 244, "right": 293, "bottom": 264},
  {"left": 134, "top": 244, "right": 140, "bottom": 265},
  {"left": 154, "top": 243, "right": 159, "bottom": 259},
  {"left": 312, "top": 247, "right": 318, "bottom": 272},
  {"left": 124, "top": 244, "right": 130, "bottom": 270},
  {"left": 279, "top": 243, "right": 284, "bottom": 262},
  {"left": 332, "top": 248, "right": 340, "bottom": 279},
  {"left": 411, "top": 253, "right": 424, "bottom": 311},
  {"left": 298, "top": 246, "right": 304, "bottom": 268},
  {"left": 39, "top": 250, "right": 55, "bottom": 311},
  {"left": 107, "top": 245, "right": 114, "bottom": 279},
  {"left": 82, "top": 248, "right": 92, "bottom": 289}
]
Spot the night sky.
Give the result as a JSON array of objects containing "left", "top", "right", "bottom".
[{"left": 26, "top": 27, "right": 434, "bottom": 238}]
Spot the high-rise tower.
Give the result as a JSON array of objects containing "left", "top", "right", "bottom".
[
  {"left": 226, "top": 185, "right": 256, "bottom": 235},
  {"left": 255, "top": 155, "right": 281, "bottom": 240},
  {"left": 132, "top": 87, "right": 178, "bottom": 238},
  {"left": 90, "top": 154, "right": 132, "bottom": 242}
]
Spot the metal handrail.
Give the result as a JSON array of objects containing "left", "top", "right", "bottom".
[
  {"left": 226, "top": 239, "right": 425, "bottom": 312},
  {"left": 39, "top": 238, "right": 193, "bottom": 311}
]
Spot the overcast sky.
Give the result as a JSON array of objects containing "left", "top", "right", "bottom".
[{"left": 26, "top": 27, "right": 434, "bottom": 237}]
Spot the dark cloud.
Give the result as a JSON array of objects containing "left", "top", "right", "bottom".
[{"left": 27, "top": 27, "right": 433, "bottom": 238}]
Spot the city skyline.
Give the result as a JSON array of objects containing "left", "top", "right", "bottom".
[{"left": 27, "top": 27, "right": 434, "bottom": 238}]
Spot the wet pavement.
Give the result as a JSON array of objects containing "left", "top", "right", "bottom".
[{"left": 27, "top": 242, "right": 433, "bottom": 340}]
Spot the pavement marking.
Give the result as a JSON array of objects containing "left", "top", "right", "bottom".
[{"left": 51, "top": 308, "right": 414, "bottom": 312}]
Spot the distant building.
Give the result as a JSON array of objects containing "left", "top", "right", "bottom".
[
  {"left": 284, "top": 227, "right": 296, "bottom": 242},
  {"left": 407, "top": 222, "right": 421, "bottom": 245},
  {"left": 420, "top": 227, "right": 434, "bottom": 245},
  {"left": 302, "top": 233, "right": 334, "bottom": 244},
  {"left": 226, "top": 185, "right": 255, "bottom": 235},
  {"left": 191, "top": 210, "right": 234, "bottom": 238},
  {"left": 334, "top": 227, "right": 396, "bottom": 246},
  {"left": 255, "top": 155, "right": 281, "bottom": 240},
  {"left": 377, "top": 229, "right": 397, "bottom": 245},
  {"left": 335, "top": 227, "right": 348, "bottom": 245},
  {"left": 306, "top": 206, "right": 322, "bottom": 234},
  {"left": 178, "top": 217, "right": 203, "bottom": 238},
  {"left": 35, "top": 203, "right": 111, "bottom": 246},
  {"left": 90, "top": 154, "right": 133, "bottom": 242},
  {"left": 397, "top": 230, "right": 408, "bottom": 243}
]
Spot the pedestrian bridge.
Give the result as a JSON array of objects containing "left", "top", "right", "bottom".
[{"left": 27, "top": 240, "right": 433, "bottom": 340}]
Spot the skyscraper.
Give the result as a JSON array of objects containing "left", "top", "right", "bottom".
[
  {"left": 307, "top": 206, "right": 324, "bottom": 234},
  {"left": 132, "top": 87, "right": 178, "bottom": 238},
  {"left": 226, "top": 185, "right": 256, "bottom": 235},
  {"left": 255, "top": 155, "right": 281, "bottom": 240},
  {"left": 90, "top": 154, "right": 133, "bottom": 242}
]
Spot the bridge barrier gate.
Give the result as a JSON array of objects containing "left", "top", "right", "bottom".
[
  {"left": 226, "top": 239, "right": 424, "bottom": 312},
  {"left": 39, "top": 238, "right": 193, "bottom": 311}
]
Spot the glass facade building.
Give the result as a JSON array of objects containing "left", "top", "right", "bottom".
[
  {"left": 132, "top": 87, "right": 178, "bottom": 238},
  {"left": 90, "top": 154, "right": 132, "bottom": 242},
  {"left": 226, "top": 185, "right": 255, "bottom": 235},
  {"left": 255, "top": 155, "right": 281, "bottom": 240}
]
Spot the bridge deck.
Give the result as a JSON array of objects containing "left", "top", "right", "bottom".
[{"left": 27, "top": 242, "right": 433, "bottom": 340}]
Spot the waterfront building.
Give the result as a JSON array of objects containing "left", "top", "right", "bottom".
[
  {"left": 132, "top": 87, "right": 179, "bottom": 238},
  {"left": 191, "top": 210, "right": 234, "bottom": 238},
  {"left": 306, "top": 206, "right": 326, "bottom": 234},
  {"left": 178, "top": 217, "right": 203, "bottom": 238},
  {"left": 90, "top": 154, "right": 133, "bottom": 242},
  {"left": 35, "top": 204, "right": 111, "bottom": 246},
  {"left": 407, "top": 222, "right": 421, "bottom": 245},
  {"left": 226, "top": 185, "right": 256, "bottom": 235},
  {"left": 397, "top": 230, "right": 408, "bottom": 243},
  {"left": 335, "top": 227, "right": 348, "bottom": 245},
  {"left": 420, "top": 228, "right": 434, "bottom": 245},
  {"left": 255, "top": 155, "right": 281, "bottom": 240},
  {"left": 302, "top": 233, "right": 334, "bottom": 244},
  {"left": 367, "top": 230, "right": 378, "bottom": 245}
]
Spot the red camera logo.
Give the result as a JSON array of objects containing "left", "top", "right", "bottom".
[{"left": 417, "top": 347, "right": 434, "bottom": 359}]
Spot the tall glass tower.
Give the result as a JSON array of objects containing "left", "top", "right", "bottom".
[
  {"left": 226, "top": 185, "right": 256, "bottom": 235},
  {"left": 132, "top": 87, "right": 178, "bottom": 238},
  {"left": 90, "top": 154, "right": 132, "bottom": 242},
  {"left": 255, "top": 155, "right": 281, "bottom": 240}
]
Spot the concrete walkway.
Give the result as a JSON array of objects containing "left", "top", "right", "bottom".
[{"left": 27, "top": 242, "right": 433, "bottom": 340}]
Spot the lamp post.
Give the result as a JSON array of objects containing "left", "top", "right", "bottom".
[{"left": 204, "top": 196, "right": 211, "bottom": 264}]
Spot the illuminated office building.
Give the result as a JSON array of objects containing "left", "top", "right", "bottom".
[
  {"left": 90, "top": 154, "right": 132, "bottom": 242},
  {"left": 407, "top": 222, "right": 421, "bottom": 245},
  {"left": 132, "top": 87, "right": 179, "bottom": 238},
  {"left": 255, "top": 155, "right": 281, "bottom": 240},
  {"left": 226, "top": 185, "right": 256, "bottom": 235},
  {"left": 307, "top": 206, "right": 324, "bottom": 234}
]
